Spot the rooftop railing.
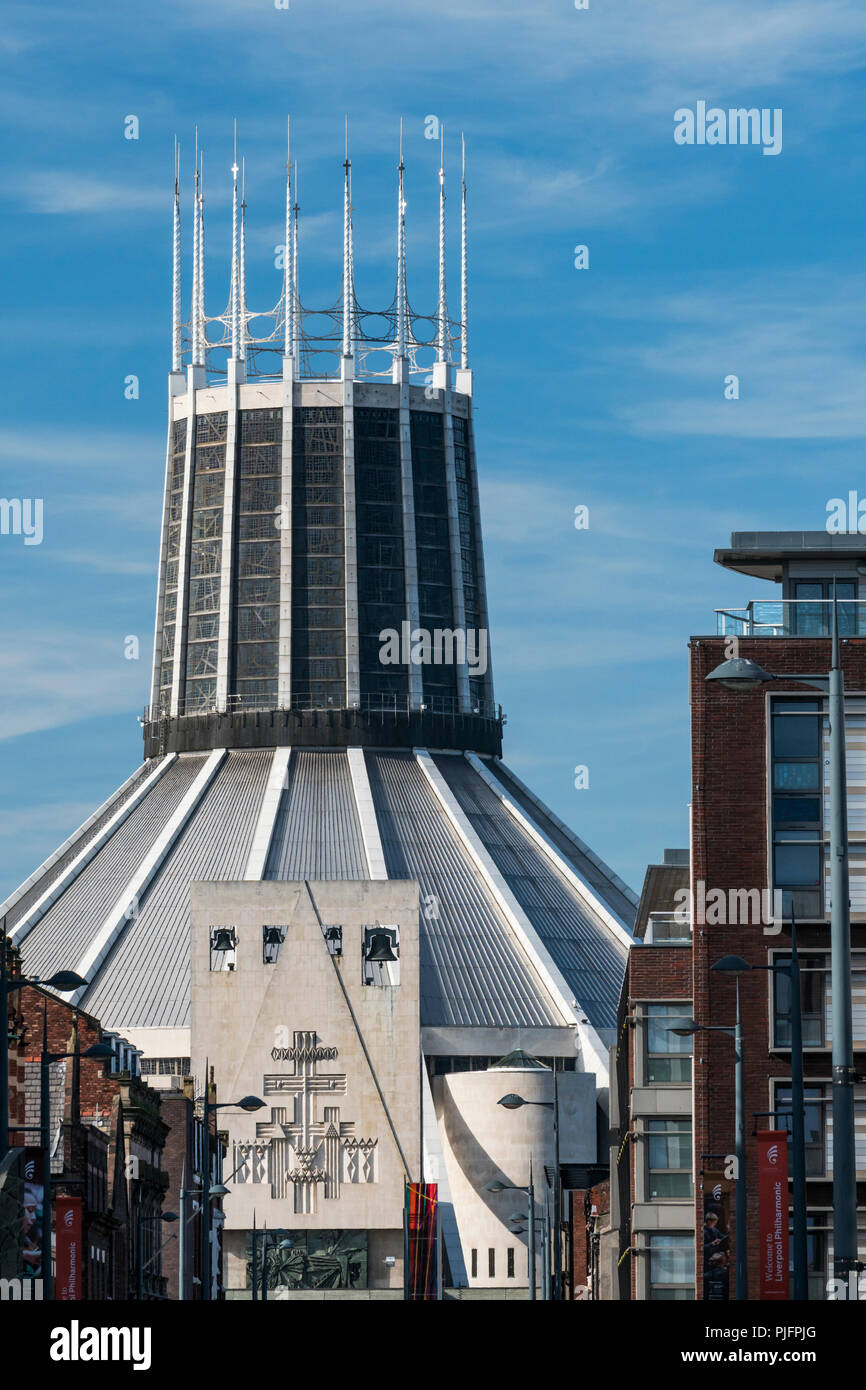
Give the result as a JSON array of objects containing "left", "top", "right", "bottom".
[
  {"left": 146, "top": 690, "right": 504, "bottom": 723},
  {"left": 715, "top": 598, "right": 866, "bottom": 638}
]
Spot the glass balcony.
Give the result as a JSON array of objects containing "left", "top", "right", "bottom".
[{"left": 716, "top": 598, "right": 866, "bottom": 638}]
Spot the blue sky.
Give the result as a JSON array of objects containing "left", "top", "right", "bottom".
[{"left": 2, "top": 0, "right": 866, "bottom": 901}]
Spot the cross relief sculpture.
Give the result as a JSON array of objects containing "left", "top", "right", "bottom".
[{"left": 233, "top": 1030, "right": 378, "bottom": 1214}]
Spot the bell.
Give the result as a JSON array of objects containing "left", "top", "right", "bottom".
[
  {"left": 212, "top": 927, "right": 236, "bottom": 952},
  {"left": 365, "top": 931, "right": 397, "bottom": 963},
  {"left": 263, "top": 926, "right": 284, "bottom": 946}
]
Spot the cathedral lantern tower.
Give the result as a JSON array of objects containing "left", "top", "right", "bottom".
[
  {"left": 148, "top": 124, "right": 497, "bottom": 759},
  {"left": 3, "top": 126, "right": 635, "bottom": 1296}
]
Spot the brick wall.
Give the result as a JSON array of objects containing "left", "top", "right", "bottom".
[{"left": 690, "top": 635, "right": 866, "bottom": 1300}]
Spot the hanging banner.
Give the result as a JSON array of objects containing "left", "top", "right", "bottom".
[
  {"left": 406, "top": 1182, "right": 438, "bottom": 1300},
  {"left": 55, "top": 1197, "right": 83, "bottom": 1300},
  {"left": 702, "top": 1169, "right": 732, "bottom": 1300},
  {"left": 757, "top": 1130, "right": 789, "bottom": 1300},
  {"left": 21, "top": 1149, "right": 44, "bottom": 1283}
]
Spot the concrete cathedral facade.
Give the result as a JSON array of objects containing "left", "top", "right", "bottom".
[{"left": 1, "top": 130, "right": 635, "bottom": 1295}]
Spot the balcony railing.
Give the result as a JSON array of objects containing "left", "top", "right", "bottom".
[
  {"left": 715, "top": 598, "right": 866, "bottom": 639},
  {"left": 146, "top": 691, "right": 503, "bottom": 723}
]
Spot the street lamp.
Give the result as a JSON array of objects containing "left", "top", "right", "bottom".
[
  {"left": 497, "top": 1084, "right": 562, "bottom": 1300},
  {"left": 484, "top": 1157, "right": 539, "bottom": 1300},
  {"left": 712, "top": 934, "right": 808, "bottom": 1301},
  {"left": 199, "top": 1065, "right": 264, "bottom": 1301},
  {"left": 137, "top": 1205, "right": 177, "bottom": 1301},
  {"left": 670, "top": 993, "right": 747, "bottom": 1300},
  {"left": 0, "top": 922, "right": 88, "bottom": 1159},
  {"left": 706, "top": 586, "right": 858, "bottom": 1285}
]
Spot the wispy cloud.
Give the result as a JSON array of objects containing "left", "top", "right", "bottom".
[
  {"left": 0, "top": 628, "right": 150, "bottom": 739},
  {"left": 606, "top": 272, "right": 866, "bottom": 439},
  {"left": 18, "top": 172, "right": 166, "bottom": 215}
]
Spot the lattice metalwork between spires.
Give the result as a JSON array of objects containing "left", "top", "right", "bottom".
[{"left": 172, "top": 122, "right": 469, "bottom": 383}]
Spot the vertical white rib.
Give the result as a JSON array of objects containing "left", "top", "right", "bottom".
[
  {"left": 437, "top": 129, "right": 449, "bottom": 363},
  {"left": 172, "top": 140, "right": 182, "bottom": 372},
  {"left": 461, "top": 134, "right": 468, "bottom": 372}
]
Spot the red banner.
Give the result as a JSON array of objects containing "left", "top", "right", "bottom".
[
  {"left": 406, "top": 1182, "right": 438, "bottom": 1300},
  {"left": 757, "top": 1130, "right": 789, "bottom": 1300},
  {"left": 55, "top": 1197, "right": 83, "bottom": 1300}
]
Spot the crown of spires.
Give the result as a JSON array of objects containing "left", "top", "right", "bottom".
[{"left": 172, "top": 119, "right": 470, "bottom": 379}]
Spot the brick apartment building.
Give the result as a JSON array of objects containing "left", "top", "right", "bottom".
[
  {"left": 612, "top": 531, "right": 866, "bottom": 1299},
  {"left": 610, "top": 849, "right": 692, "bottom": 1299}
]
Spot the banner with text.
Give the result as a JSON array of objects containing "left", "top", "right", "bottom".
[
  {"left": 757, "top": 1130, "right": 790, "bottom": 1300},
  {"left": 55, "top": 1197, "right": 82, "bottom": 1300}
]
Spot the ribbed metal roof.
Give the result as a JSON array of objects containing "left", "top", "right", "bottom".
[
  {"left": 366, "top": 751, "right": 562, "bottom": 1029},
  {"left": 265, "top": 750, "right": 366, "bottom": 880},
  {"left": 483, "top": 758, "right": 638, "bottom": 926},
  {"left": 3, "top": 761, "right": 157, "bottom": 931},
  {"left": 83, "top": 750, "right": 271, "bottom": 1030},
  {"left": 10, "top": 746, "right": 635, "bottom": 1043},
  {"left": 432, "top": 754, "right": 627, "bottom": 1030},
  {"left": 19, "top": 755, "right": 208, "bottom": 983}
]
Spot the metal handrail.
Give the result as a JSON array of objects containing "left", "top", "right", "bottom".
[
  {"left": 715, "top": 597, "right": 866, "bottom": 638},
  {"left": 145, "top": 691, "right": 503, "bottom": 723}
]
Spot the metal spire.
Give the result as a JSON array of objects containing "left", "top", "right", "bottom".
[
  {"left": 396, "top": 118, "right": 408, "bottom": 359},
  {"left": 172, "top": 138, "right": 182, "bottom": 372},
  {"left": 239, "top": 155, "right": 247, "bottom": 362},
  {"left": 230, "top": 122, "right": 240, "bottom": 360},
  {"left": 191, "top": 129, "right": 200, "bottom": 364},
  {"left": 292, "top": 159, "right": 300, "bottom": 363},
  {"left": 437, "top": 127, "right": 449, "bottom": 363},
  {"left": 197, "top": 150, "right": 206, "bottom": 366},
  {"left": 284, "top": 117, "right": 292, "bottom": 359},
  {"left": 342, "top": 116, "right": 355, "bottom": 359},
  {"left": 460, "top": 133, "right": 468, "bottom": 371}
]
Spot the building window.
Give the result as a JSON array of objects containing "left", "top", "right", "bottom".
[
  {"left": 645, "top": 1004, "right": 692, "bottom": 1083},
  {"left": 773, "top": 1082, "right": 866, "bottom": 1178},
  {"left": 471, "top": 1248, "right": 477, "bottom": 1279},
  {"left": 488, "top": 1248, "right": 495, "bottom": 1278},
  {"left": 648, "top": 1234, "right": 694, "bottom": 1300},
  {"left": 507, "top": 1247, "right": 515, "bottom": 1279},
  {"left": 771, "top": 699, "right": 823, "bottom": 918},
  {"left": 772, "top": 952, "right": 827, "bottom": 1047},
  {"left": 772, "top": 951, "right": 866, "bottom": 1050},
  {"left": 791, "top": 580, "right": 856, "bottom": 637},
  {"left": 646, "top": 1119, "right": 693, "bottom": 1198}
]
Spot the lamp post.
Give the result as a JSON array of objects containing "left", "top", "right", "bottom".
[
  {"left": 199, "top": 1065, "right": 264, "bottom": 1301},
  {"left": 498, "top": 1081, "right": 562, "bottom": 1299},
  {"left": 713, "top": 932, "right": 808, "bottom": 1300},
  {"left": 670, "top": 995, "right": 747, "bottom": 1300},
  {"left": 0, "top": 927, "right": 88, "bottom": 1160},
  {"left": 706, "top": 585, "right": 858, "bottom": 1286},
  {"left": 136, "top": 1198, "right": 177, "bottom": 1300},
  {"left": 257, "top": 1232, "right": 292, "bottom": 1301},
  {"left": 484, "top": 1158, "right": 538, "bottom": 1300}
]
